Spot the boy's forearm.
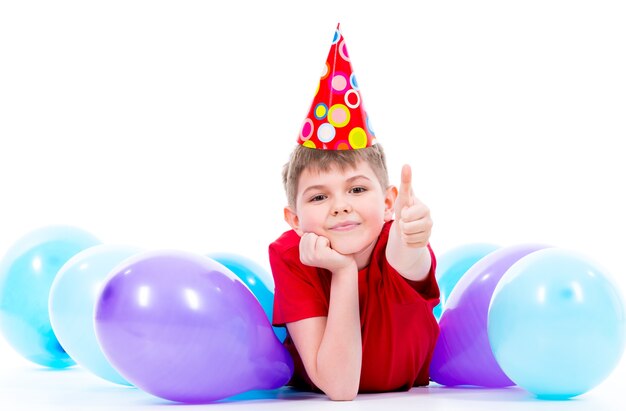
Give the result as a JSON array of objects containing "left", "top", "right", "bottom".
[
  {"left": 315, "top": 265, "right": 362, "bottom": 400},
  {"left": 386, "top": 221, "right": 432, "bottom": 282}
]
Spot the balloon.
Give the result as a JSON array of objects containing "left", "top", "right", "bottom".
[
  {"left": 430, "top": 243, "right": 549, "bottom": 387},
  {"left": 49, "top": 244, "right": 143, "bottom": 385},
  {"left": 207, "top": 252, "right": 287, "bottom": 342},
  {"left": 0, "top": 225, "right": 100, "bottom": 368},
  {"left": 489, "top": 248, "right": 626, "bottom": 399},
  {"left": 433, "top": 243, "right": 500, "bottom": 321},
  {"left": 94, "top": 250, "right": 294, "bottom": 403}
]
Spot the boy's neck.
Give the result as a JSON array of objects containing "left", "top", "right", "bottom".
[{"left": 353, "top": 237, "right": 378, "bottom": 270}]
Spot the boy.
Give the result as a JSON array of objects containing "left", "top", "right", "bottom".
[{"left": 269, "top": 25, "right": 439, "bottom": 401}]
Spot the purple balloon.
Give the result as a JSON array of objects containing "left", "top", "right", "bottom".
[
  {"left": 430, "top": 243, "right": 549, "bottom": 387},
  {"left": 94, "top": 250, "right": 293, "bottom": 403}
]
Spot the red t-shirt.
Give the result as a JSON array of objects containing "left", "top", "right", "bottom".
[{"left": 269, "top": 220, "right": 440, "bottom": 393}]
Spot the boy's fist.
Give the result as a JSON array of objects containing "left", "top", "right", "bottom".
[
  {"left": 299, "top": 232, "right": 356, "bottom": 273},
  {"left": 394, "top": 165, "right": 432, "bottom": 248}
]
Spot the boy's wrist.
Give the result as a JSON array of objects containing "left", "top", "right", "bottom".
[
  {"left": 387, "top": 224, "right": 429, "bottom": 268},
  {"left": 331, "top": 261, "right": 358, "bottom": 277}
]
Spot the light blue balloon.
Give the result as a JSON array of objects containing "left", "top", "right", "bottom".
[
  {"left": 0, "top": 225, "right": 101, "bottom": 368},
  {"left": 49, "top": 244, "right": 143, "bottom": 385},
  {"left": 488, "top": 248, "right": 626, "bottom": 399},
  {"left": 207, "top": 252, "right": 287, "bottom": 342},
  {"left": 433, "top": 243, "right": 500, "bottom": 320}
]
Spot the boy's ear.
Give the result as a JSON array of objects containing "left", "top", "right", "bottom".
[
  {"left": 384, "top": 186, "right": 398, "bottom": 222},
  {"left": 284, "top": 206, "right": 304, "bottom": 236}
]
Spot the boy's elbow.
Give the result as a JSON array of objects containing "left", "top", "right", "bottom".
[
  {"left": 325, "top": 386, "right": 358, "bottom": 401},
  {"left": 315, "top": 371, "right": 359, "bottom": 401}
]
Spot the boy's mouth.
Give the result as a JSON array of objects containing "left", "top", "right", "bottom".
[{"left": 329, "top": 221, "right": 361, "bottom": 231}]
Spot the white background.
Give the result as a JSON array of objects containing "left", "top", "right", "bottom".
[{"left": 1, "top": 1, "right": 625, "bottom": 409}]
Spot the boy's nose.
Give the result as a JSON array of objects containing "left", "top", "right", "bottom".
[{"left": 331, "top": 201, "right": 353, "bottom": 216}]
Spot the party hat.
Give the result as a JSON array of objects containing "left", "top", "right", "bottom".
[{"left": 298, "top": 23, "right": 376, "bottom": 150}]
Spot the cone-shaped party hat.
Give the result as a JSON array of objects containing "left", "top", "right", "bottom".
[{"left": 298, "top": 23, "right": 376, "bottom": 150}]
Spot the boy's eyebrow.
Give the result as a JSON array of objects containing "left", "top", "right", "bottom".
[
  {"left": 345, "top": 174, "right": 372, "bottom": 183},
  {"left": 301, "top": 175, "right": 372, "bottom": 196}
]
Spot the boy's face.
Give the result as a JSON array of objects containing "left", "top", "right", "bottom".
[{"left": 284, "top": 160, "right": 396, "bottom": 256}]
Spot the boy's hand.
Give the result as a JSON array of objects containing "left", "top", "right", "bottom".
[
  {"left": 299, "top": 232, "right": 357, "bottom": 273},
  {"left": 394, "top": 165, "right": 432, "bottom": 248}
]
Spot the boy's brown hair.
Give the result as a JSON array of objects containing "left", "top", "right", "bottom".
[{"left": 282, "top": 144, "right": 390, "bottom": 210}]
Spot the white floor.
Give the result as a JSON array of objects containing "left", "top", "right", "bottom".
[{"left": 2, "top": 345, "right": 625, "bottom": 411}]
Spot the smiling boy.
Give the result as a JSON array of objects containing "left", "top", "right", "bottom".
[{"left": 269, "top": 25, "right": 439, "bottom": 401}]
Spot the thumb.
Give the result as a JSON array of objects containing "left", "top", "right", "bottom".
[{"left": 397, "top": 164, "right": 414, "bottom": 209}]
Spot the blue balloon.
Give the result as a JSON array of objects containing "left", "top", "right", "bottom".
[
  {"left": 433, "top": 243, "right": 500, "bottom": 320},
  {"left": 49, "top": 244, "right": 143, "bottom": 384},
  {"left": 0, "top": 225, "right": 100, "bottom": 368},
  {"left": 488, "top": 248, "right": 626, "bottom": 399},
  {"left": 207, "top": 252, "right": 286, "bottom": 343}
]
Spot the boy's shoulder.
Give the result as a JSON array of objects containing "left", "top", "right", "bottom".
[{"left": 269, "top": 229, "right": 301, "bottom": 255}]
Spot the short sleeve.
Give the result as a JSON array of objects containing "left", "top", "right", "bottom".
[{"left": 269, "top": 242, "right": 329, "bottom": 326}]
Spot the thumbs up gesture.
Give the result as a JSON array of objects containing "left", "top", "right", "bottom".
[{"left": 394, "top": 165, "right": 432, "bottom": 248}]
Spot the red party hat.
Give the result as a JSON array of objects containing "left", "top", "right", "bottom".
[{"left": 298, "top": 23, "right": 376, "bottom": 150}]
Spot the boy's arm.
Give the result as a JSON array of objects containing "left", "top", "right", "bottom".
[
  {"left": 386, "top": 165, "right": 433, "bottom": 282},
  {"left": 287, "top": 233, "right": 361, "bottom": 401}
]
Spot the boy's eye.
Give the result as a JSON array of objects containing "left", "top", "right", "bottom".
[
  {"left": 310, "top": 194, "right": 327, "bottom": 202},
  {"left": 350, "top": 186, "right": 367, "bottom": 194}
]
